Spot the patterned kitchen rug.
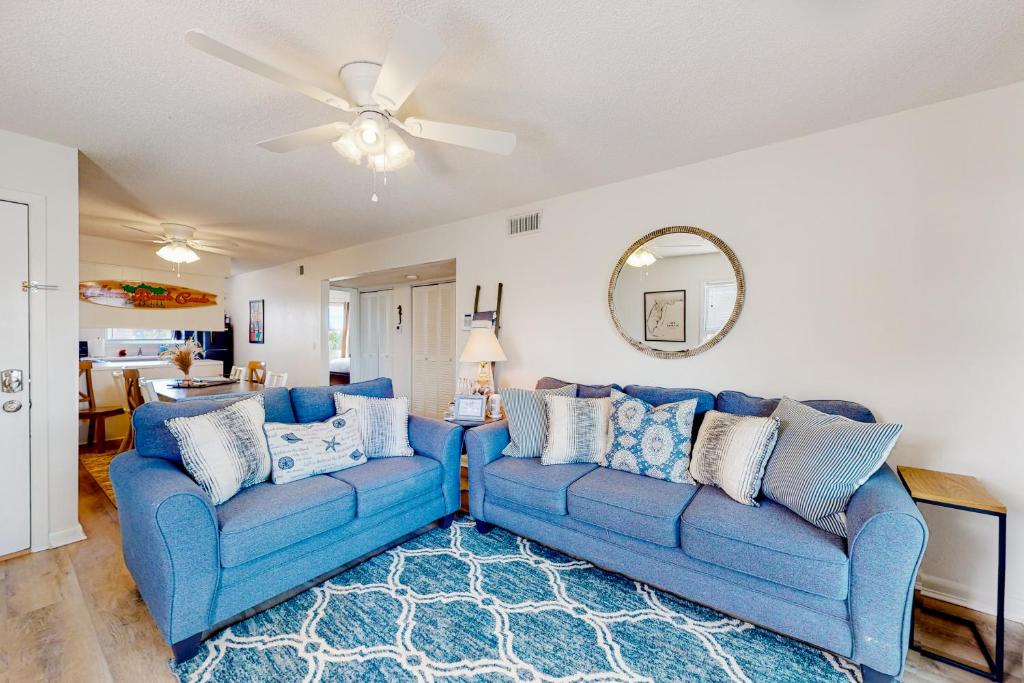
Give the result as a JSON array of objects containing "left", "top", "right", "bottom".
[
  {"left": 172, "top": 520, "right": 861, "bottom": 682},
  {"left": 80, "top": 449, "right": 118, "bottom": 507}
]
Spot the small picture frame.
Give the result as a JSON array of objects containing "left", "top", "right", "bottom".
[
  {"left": 249, "top": 299, "right": 265, "bottom": 344},
  {"left": 644, "top": 289, "right": 686, "bottom": 342},
  {"left": 453, "top": 394, "right": 487, "bottom": 422}
]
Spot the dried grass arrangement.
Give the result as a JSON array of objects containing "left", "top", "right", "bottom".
[{"left": 161, "top": 337, "right": 203, "bottom": 384}]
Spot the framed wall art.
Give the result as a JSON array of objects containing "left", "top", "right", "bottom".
[
  {"left": 644, "top": 289, "right": 686, "bottom": 342},
  {"left": 249, "top": 299, "right": 265, "bottom": 344}
]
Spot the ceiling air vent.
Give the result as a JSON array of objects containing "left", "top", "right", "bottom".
[{"left": 507, "top": 210, "right": 542, "bottom": 237}]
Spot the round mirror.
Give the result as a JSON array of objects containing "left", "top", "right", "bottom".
[{"left": 608, "top": 226, "right": 744, "bottom": 358}]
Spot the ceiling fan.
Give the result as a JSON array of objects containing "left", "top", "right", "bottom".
[
  {"left": 185, "top": 19, "right": 517, "bottom": 199},
  {"left": 119, "top": 223, "right": 239, "bottom": 273}
]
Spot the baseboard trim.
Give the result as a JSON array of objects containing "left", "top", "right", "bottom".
[
  {"left": 48, "top": 524, "right": 87, "bottom": 548},
  {"left": 917, "top": 572, "right": 1024, "bottom": 624}
]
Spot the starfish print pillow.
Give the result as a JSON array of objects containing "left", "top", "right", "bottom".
[{"left": 264, "top": 407, "right": 367, "bottom": 485}]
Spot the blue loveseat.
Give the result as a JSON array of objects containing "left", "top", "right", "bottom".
[
  {"left": 109, "top": 378, "right": 463, "bottom": 662},
  {"left": 466, "top": 379, "right": 927, "bottom": 682}
]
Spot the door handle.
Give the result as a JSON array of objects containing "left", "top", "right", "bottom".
[
  {"left": 2, "top": 400, "right": 21, "bottom": 413},
  {"left": 1, "top": 369, "right": 24, "bottom": 393}
]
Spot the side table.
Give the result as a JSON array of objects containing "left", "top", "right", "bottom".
[
  {"left": 897, "top": 465, "right": 1007, "bottom": 682},
  {"left": 446, "top": 416, "right": 503, "bottom": 513}
]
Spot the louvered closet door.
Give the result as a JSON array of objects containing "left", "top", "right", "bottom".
[
  {"left": 411, "top": 282, "right": 456, "bottom": 418},
  {"left": 377, "top": 290, "right": 393, "bottom": 381},
  {"left": 358, "top": 291, "right": 379, "bottom": 381}
]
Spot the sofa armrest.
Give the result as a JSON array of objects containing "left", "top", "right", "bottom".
[
  {"left": 109, "top": 451, "right": 221, "bottom": 644},
  {"left": 846, "top": 464, "right": 928, "bottom": 677},
  {"left": 464, "top": 420, "right": 510, "bottom": 520},
  {"left": 408, "top": 415, "right": 464, "bottom": 515}
]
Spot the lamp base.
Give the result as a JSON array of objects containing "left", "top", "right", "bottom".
[{"left": 471, "top": 361, "right": 493, "bottom": 396}]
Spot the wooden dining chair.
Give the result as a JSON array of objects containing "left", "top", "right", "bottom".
[
  {"left": 247, "top": 360, "right": 267, "bottom": 384},
  {"left": 79, "top": 360, "right": 125, "bottom": 452},
  {"left": 265, "top": 371, "right": 288, "bottom": 388},
  {"left": 140, "top": 379, "right": 159, "bottom": 404},
  {"left": 229, "top": 365, "right": 245, "bottom": 381},
  {"left": 116, "top": 369, "right": 147, "bottom": 453}
]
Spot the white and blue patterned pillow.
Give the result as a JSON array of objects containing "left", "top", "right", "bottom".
[
  {"left": 165, "top": 394, "right": 271, "bottom": 505},
  {"left": 598, "top": 390, "right": 697, "bottom": 483},
  {"left": 762, "top": 397, "right": 902, "bottom": 537},
  {"left": 501, "top": 384, "right": 577, "bottom": 458},
  {"left": 334, "top": 394, "right": 414, "bottom": 458},
  {"left": 263, "top": 408, "right": 367, "bottom": 484},
  {"left": 541, "top": 395, "right": 613, "bottom": 465}
]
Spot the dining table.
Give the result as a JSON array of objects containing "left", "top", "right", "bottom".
[{"left": 152, "top": 377, "right": 266, "bottom": 403}]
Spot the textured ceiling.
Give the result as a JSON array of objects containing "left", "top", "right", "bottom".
[{"left": 2, "top": 1, "right": 1023, "bottom": 272}]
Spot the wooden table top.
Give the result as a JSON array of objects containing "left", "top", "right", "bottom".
[
  {"left": 897, "top": 465, "right": 1006, "bottom": 514},
  {"left": 153, "top": 378, "right": 265, "bottom": 403}
]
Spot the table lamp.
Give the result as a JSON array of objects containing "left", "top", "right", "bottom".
[{"left": 459, "top": 320, "right": 507, "bottom": 395}]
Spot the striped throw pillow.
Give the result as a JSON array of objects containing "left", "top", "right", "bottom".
[
  {"left": 165, "top": 394, "right": 272, "bottom": 505},
  {"left": 542, "top": 395, "right": 613, "bottom": 465},
  {"left": 334, "top": 394, "right": 414, "bottom": 458},
  {"left": 690, "top": 410, "right": 780, "bottom": 505},
  {"left": 501, "top": 384, "right": 577, "bottom": 458},
  {"left": 762, "top": 397, "right": 903, "bottom": 537}
]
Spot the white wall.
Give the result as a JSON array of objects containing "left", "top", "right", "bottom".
[
  {"left": 228, "top": 82, "right": 1024, "bottom": 619},
  {"left": 80, "top": 234, "right": 229, "bottom": 334},
  {"left": 0, "top": 128, "right": 81, "bottom": 549}
]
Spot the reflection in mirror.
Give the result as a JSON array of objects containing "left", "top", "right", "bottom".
[{"left": 610, "top": 227, "right": 743, "bottom": 358}]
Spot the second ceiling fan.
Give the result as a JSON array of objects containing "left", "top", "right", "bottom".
[{"left": 186, "top": 18, "right": 517, "bottom": 191}]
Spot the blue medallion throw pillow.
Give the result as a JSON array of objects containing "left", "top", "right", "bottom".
[
  {"left": 598, "top": 390, "right": 698, "bottom": 483},
  {"left": 263, "top": 407, "right": 367, "bottom": 484}
]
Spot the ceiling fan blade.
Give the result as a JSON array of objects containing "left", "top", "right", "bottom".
[
  {"left": 119, "top": 224, "right": 169, "bottom": 242},
  {"left": 401, "top": 117, "right": 516, "bottom": 155},
  {"left": 256, "top": 122, "right": 349, "bottom": 153},
  {"left": 186, "top": 29, "right": 353, "bottom": 111},
  {"left": 191, "top": 238, "right": 240, "bottom": 249},
  {"left": 371, "top": 19, "right": 442, "bottom": 111},
  {"left": 190, "top": 244, "right": 234, "bottom": 256}
]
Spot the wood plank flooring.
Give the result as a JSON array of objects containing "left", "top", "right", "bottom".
[{"left": 0, "top": 461, "right": 1019, "bottom": 682}]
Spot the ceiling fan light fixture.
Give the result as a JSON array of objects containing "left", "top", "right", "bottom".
[
  {"left": 157, "top": 242, "right": 201, "bottom": 264},
  {"left": 331, "top": 131, "right": 363, "bottom": 164},
  {"left": 626, "top": 247, "right": 657, "bottom": 268},
  {"left": 353, "top": 113, "right": 386, "bottom": 154}
]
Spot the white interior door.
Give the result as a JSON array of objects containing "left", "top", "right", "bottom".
[
  {"left": 357, "top": 291, "right": 379, "bottom": 381},
  {"left": 0, "top": 200, "right": 31, "bottom": 557},
  {"left": 411, "top": 282, "right": 456, "bottom": 418},
  {"left": 376, "top": 290, "right": 393, "bottom": 381}
]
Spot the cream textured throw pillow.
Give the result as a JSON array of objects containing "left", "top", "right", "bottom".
[
  {"left": 541, "top": 395, "right": 613, "bottom": 465},
  {"left": 689, "top": 410, "right": 780, "bottom": 506},
  {"left": 333, "top": 393, "right": 414, "bottom": 457},
  {"left": 263, "top": 407, "right": 367, "bottom": 484},
  {"left": 165, "top": 394, "right": 272, "bottom": 505}
]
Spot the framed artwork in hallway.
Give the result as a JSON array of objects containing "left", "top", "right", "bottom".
[{"left": 249, "top": 299, "right": 265, "bottom": 344}]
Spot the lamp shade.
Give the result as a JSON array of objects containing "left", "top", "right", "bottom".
[{"left": 459, "top": 324, "right": 507, "bottom": 363}]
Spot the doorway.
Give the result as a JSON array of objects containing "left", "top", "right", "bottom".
[{"left": 0, "top": 200, "right": 31, "bottom": 558}]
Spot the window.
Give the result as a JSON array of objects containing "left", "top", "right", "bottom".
[
  {"left": 701, "top": 281, "right": 737, "bottom": 342},
  {"left": 327, "top": 302, "right": 350, "bottom": 358},
  {"left": 106, "top": 328, "right": 175, "bottom": 343}
]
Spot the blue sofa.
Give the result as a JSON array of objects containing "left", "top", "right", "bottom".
[
  {"left": 466, "top": 379, "right": 927, "bottom": 682},
  {"left": 109, "top": 378, "right": 463, "bottom": 662}
]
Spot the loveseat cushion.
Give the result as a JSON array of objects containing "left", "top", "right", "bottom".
[
  {"left": 679, "top": 486, "right": 849, "bottom": 600},
  {"left": 484, "top": 457, "right": 596, "bottom": 515},
  {"left": 330, "top": 455, "right": 441, "bottom": 517},
  {"left": 568, "top": 467, "right": 699, "bottom": 547},
  {"left": 535, "top": 377, "right": 622, "bottom": 398},
  {"left": 217, "top": 475, "right": 356, "bottom": 567},
  {"left": 289, "top": 378, "right": 395, "bottom": 423},
  {"left": 715, "top": 390, "right": 875, "bottom": 423}
]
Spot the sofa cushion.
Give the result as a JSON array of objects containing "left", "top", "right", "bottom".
[
  {"left": 679, "top": 486, "right": 849, "bottom": 600},
  {"left": 568, "top": 467, "right": 699, "bottom": 547},
  {"left": 715, "top": 390, "right": 875, "bottom": 423},
  {"left": 217, "top": 475, "right": 356, "bottom": 567},
  {"left": 290, "top": 378, "right": 395, "bottom": 423},
  {"left": 330, "top": 456, "right": 441, "bottom": 517},
  {"left": 622, "top": 385, "right": 715, "bottom": 436},
  {"left": 484, "top": 457, "right": 596, "bottom": 515},
  {"left": 535, "top": 376, "right": 622, "bottom": 398}
]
